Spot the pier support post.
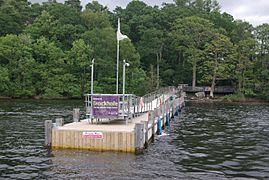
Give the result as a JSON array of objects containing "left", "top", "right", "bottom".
[
  {"left": 135, "top": 123, "right": 145, "bottom": 154},
  {"left": 73, "top": 108, "right": 80, "bottom": 122},
  {"left": 167, "top": 113, "right": 170, "bottom": 133},
  {"left": 143, "top": 120, "right": 149, "bottom": 148},
  {"left": 55, "top": 118, "right": 64, "bottom": 127},
  {"left": 171, "top": 99, "right": 175, "bottom": 119},
  {"left": 162, "top": 101, "right": 165, "bottom": 130},
  {"left": 150, "top": 111, "right": 155, "bottom": 142},
  {"left": 157, "top": 117, "right": 162, "bottom": 135},
  {"left": 44, "top": 120, "right": 52, "bottom": 147}
]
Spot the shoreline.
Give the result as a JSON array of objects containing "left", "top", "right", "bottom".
[
  {"left": 186, "top": 96, "right": 269, "bottom": 104},
  {"left": 1, "top": 95, "right": 268, "bottom": 104},
  {"left": 0, "top": 96, "right": 83, "bottom": 100}
]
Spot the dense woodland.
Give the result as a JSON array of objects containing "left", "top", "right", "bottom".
[{"left": 0, "top": 0, "right": 268, "bottom": 100}]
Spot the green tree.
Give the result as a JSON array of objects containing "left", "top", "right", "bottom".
[
  {"left": 254, "top": 24, "right": 269, "bottom": 99},
  {"left": 24, "top": 10, "right": 58, "bottom": 40},
  {"left": 67, "top": 39, "right": 93, "bottom": 97},
  {"left": 202, "top": 33, "right": 236, "bottom": 97},
  {"left": 0, "top": 34, "right": 36, "bottom": 97},
  {"left": 85, "top": 0, "right": 109, "bottom": 13},
  {"left": 170, "top": 16, "right": 214, "bottom": 87},
  {"left": 232, "top": 21, "right": 256, "bottom": 95},
  {"left": 81, "top": 9, "right": 111, "bottom": 30},
  {"left": 31, "top": 37, "right": 65, "bottom": 97},
  {"left": 138, "top": 28, "right": 164, "bottom": 89},
  {"left": 65, "top": 0, "right": 82, "bottom": 12},
  {"left": 0, "top": 65, "right": 10, "bottom": 95},
  {"left": 0, "top": 0, "right": 31, "bottom": 35}
]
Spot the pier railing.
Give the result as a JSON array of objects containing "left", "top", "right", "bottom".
[
  {"left": 84, "top": 85, "right": 184, "bottom": 124},
  {"left": 134, "top": 89, "right": 186, "bottom": 153}
]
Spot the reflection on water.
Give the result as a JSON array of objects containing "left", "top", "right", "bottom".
[{"left": 0, "top": 100, "right": 269, "bottom": 179}]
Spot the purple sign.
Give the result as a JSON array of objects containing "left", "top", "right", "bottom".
[{"left": 92, "top": 95, "right": 119, "bottom": 117}]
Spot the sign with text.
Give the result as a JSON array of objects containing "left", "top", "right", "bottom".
[
  {"left": 82, "top": 132, "right": 103, "bottom": 139},
  {"left": 92, "top": 95, "right": 119, "bottom": 117}
]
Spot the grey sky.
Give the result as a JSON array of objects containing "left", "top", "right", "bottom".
[{"left": 30, "top": 0, "right": 269, "bottom": 26}]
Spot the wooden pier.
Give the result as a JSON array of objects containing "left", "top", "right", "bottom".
[
  {"left": 183, "top": 85, "right": 235, "bottom": 93},
  {"left": 45, "top": 86, "right": 185, "bottom": 154}
]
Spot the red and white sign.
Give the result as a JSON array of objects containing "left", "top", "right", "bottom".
[{"left": 82, "top": 132, "right": 103, "bottom": 139}]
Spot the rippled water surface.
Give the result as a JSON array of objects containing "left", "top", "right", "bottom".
[{"left": 0, "top": 100, "right": 269, "bottom": 179}]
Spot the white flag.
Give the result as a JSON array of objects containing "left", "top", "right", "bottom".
[{"left": 117, "top": 18, "right": 128, "bottom": 41}]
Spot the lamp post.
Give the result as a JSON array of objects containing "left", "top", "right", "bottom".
[
  {"left": 122, "top": 60, "right": 129, "bottom": 123},
  {"left": 90, "top": 58, "right": 94, "bottom": 124},
  {"left": 91, "top": 58, "right": 94, "bottom": 96}
]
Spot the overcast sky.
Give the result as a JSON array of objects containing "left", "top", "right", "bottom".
[{"left": 30, "top": 0, "right": 269, "bottom": 26}]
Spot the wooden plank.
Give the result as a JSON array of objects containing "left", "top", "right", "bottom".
[
  {"left": 118, "top": 132, "right": 123, "bottom": 151},
  {"left": 126, "top": 132, "right": 131, "bottom": 152},
  {"left": 114, "top": 132, "right": 118, "bottom": 151}
]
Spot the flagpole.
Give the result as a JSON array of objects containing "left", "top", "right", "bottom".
[
  {"left": 116, "top": 18, "right": 128, "bottom": 94},
  {"left": 116, "top": 39, "right": 119, "bottom": 94}
]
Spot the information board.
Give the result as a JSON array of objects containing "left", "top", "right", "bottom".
[{"left": 92, "top": 95, "right": 119, "bottom": 117}]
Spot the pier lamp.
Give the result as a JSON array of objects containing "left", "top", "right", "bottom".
[
  {"left": 123, "top": 60, "right": 130, "bottom": 122},
  {"left": 90, "top": 58, "right": 94, "bottom": 124}
]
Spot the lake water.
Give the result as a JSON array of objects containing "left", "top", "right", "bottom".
[{"left": 0, "top": 100, "right": 269, "bottom": 179}]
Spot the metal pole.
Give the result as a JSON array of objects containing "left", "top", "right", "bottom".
[
  {"left": 123, "top": 60, "right": 126, "bottom": 95},
  {"left": 90, "top": 59, "right": 94, "bottom": 124},
  {"left": 123, "top": 60, "right": 126, "bottom": 120},
  {"left": 91, "top": 59, "right": 94, "bottom": 95},
  {"left": 116, "top": 40, "right": 120, "bottom": 94},
  {"left": 123, "top": 60, "right": 130, "bottom": 124}
]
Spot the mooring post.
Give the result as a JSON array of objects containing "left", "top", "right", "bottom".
[
  {"left": 167, "top": 113, "right": 170, "bottom": 133},
  {"left": 175, "top": 99, "right": 179, "bottom": 116},
  {"left": 162, "top": 100, "right": 165, "bottom": 130},
  {"left": 157, "top": 116, "right": 162, "bottom": 135},
  {"left": 165, "top": 104, "right": 168, "bottom": 127},
  {"left": 171, "top": 98, "right": 175, "bottom": 118},
  {"left": 135, "top": 123, "right": 145, "bottom": 154},
  {"left": 150, "top": 110, "right": 155, "bottom": 142},
  {"left": 143, "top": 120, "right": 149, "bottom": 148},
  {"left": 55, "top": 118, "right": 64, "bottom": 127},
  {"left": 73, "top": 108, "right": 80, "bottom": 122},
  {"left": 45, "top": 120, "right": 52, "bottom": 147}
]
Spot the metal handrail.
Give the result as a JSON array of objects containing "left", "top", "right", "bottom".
[{"left": 84, "top": 85, "right": 184, "bottom": 124}]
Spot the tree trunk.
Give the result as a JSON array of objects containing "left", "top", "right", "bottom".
[
  {"left": 210, "top": 54, "right": 218, "bottom": 98},
  {"left": 192, "top": 61, "right": 197, "bottom": 87},
  {"left": 238, "top": 77, "right": 242, "bottom": 93},
  {"left": 210, "top": 74, "right": 216, "bottom": 98},
  {"left": 178, "top": 52, "right": 181, "bottom": 64},
  {"left": 150, "top": 64, "right": 154, "bottom": 91},
  {"left": 238, "top": 57, "right": 242, "bottom": 93}
]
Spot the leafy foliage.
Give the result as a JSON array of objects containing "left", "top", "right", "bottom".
[{"left": 0, "top": 0, "right": 268, "bottom": 100}]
